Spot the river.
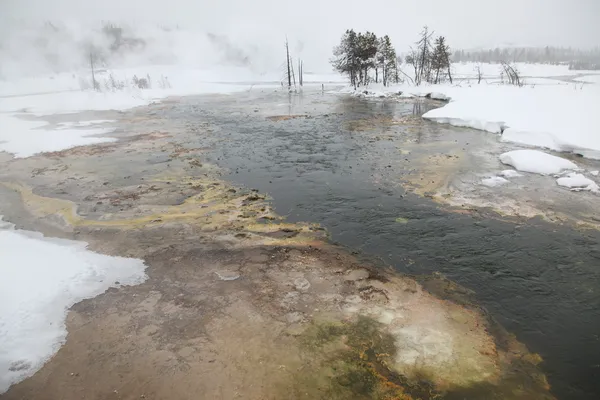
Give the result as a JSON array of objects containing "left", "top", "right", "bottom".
[{"left": 155, "top": 87, "right": 600, "bottom": 400}]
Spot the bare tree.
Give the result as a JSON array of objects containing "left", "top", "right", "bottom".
[
  {"left": 475, "top": 64, "right": 482, "bottom": 84},
  {"left": 90, "top": 51, "right": 99, "bottom": 91},
  {"left": 416, "top": 26, "right": 434, "bottom": 85},
  {"left": 500, "top": 61, "right": 522, "bottom": 86},
  {"left": 405, "top": 48, "right": 419, "bottom": 85},
  {"left": 285, "top": 38, "right": 292, "bottom": 90}
]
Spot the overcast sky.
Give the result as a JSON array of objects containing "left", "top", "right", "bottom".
[{"left": 3, "top": 0, "right": 598, "bottom": 49}]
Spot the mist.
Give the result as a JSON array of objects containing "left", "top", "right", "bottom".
[{"left": 1, "top": 0, "right": 598, "bottom": 79}]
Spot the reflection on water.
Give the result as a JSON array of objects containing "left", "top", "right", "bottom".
[{"left": 162, "top": 88, "right": 600, "bottom": 400}]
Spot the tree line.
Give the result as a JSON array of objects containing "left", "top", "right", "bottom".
[
  {"left": 330, "top": 30, "right": 400, "bottom": 88},
  {"left": 331, "top": 26, "right": 453, "bottom": 87},
  {"left": 453, "top": 46, "right": 600, "bottom": 70}
]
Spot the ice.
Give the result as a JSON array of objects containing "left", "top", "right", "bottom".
[
  {"left": 499, "top": 150, "right": 578, "bottom": 175},
  {"left": 556, "top": 173, "right": 599, "bottom": 192},
  {"left": 590, "top": 170, "right": 599, "bottom": 176},
  {"left": 0, "top": 217, "right": 147, "bottom": 393},
  {"left": 498, "top": 169, "right": 523, "bottom": 178},
  {"left": 481, "top": 176, "right": 509, "bottom": 187}
]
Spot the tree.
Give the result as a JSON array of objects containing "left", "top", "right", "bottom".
[
  {"left": 356, "top": 31, "right": 378, "bottom": 86},
  {"left": 405, "top": 49, "right": 419, "bottom": 85},
  {"left": 415, "top": 26, "right": 433, "bottom": 85},
  {"left": 331, "top": 29, "right": 360, "bottom": 88},
  {"left": 374, "top": 35, "right": 397, "bottom": 86},
  {"left": 285, "top": 38, "right": 292, "bottom": 90},
  {"left": 500, "top": 61, "right": 522, "bottom": 86},
  {"left": 431, "top": 36, "right": 453, "bottom": 84}
]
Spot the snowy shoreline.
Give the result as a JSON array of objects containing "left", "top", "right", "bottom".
[
  {"left": 340, "top": 64, "right": 600, "bottom": 160},
  {"left": 0, "top": 217, "right": 147, "bottom": 393}
]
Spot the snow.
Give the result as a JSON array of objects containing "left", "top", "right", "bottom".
[
  {"left": 0, "top": 115, "right": 117, "bottom": 158},
  {"left": 451, "top": 62, "right": 600, "bottom": 79},
  {"left": 0, "top": 217, "right": 147, "bottom": 393},
  {"left": 481, "top": 176, "right": 509, "bottom": 187},
  {"left": 499, "top": 150, "right": 578, "bottom": 175},
  {"left": 590, "top": 170, "right": 599, "bottom": 176},
  {"left": 574, "top": 75, "right": 600, "bottom": 84},
  {"left": 556, "top": 173, "right": 599, "bottom": 192},
  {"left": 427, "top": 92, "right": 450, "bottom": 101},
  {"left": 498, "top": 169, "right": 523, "bottom": 178},
  {"left": 422, "top": 84, "right": 600, "bottom": 159},
  {"left": 0, "top": 65, "right": 286, "bottom": 158}
]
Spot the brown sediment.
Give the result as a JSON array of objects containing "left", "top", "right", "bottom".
[
  {"left": 401, "top": 152, "right": 464, "bottom": 198},
  {"left": 0, "top": 107, "right": 555, "bottom": 400}
]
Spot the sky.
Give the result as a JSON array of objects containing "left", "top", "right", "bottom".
[{"left": 1, "top": 0, "right": 599, "bottom": 76}]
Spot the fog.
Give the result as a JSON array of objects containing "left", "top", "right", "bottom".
[{"left": 1, "top": 0, "right": 598, "bottom": 79}]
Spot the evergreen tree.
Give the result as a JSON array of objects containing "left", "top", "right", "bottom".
[
  {"left": 356, "top": 31, "right": 378, "bottom": 86},
  {"left": 431, "top": 36, "right": 453, "bottom": 84},
  {"left": 378, "top": 35, "right": 397, "bottom": 86},
  {"left": 331, "top": 29, "right": 359, "bottom": 87}
]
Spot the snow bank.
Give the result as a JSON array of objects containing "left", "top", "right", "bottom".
[
  {"left": 556, "top": 173, "right": 599, "bottom": 192},
  {"left": 421, "top": 83, "right": 600, "bottom": 160},
  {"left": 499, "top": 150, "right": 578, "bottom": 175},
  {"left": 0, "top": 218, "right": 147, "bottom": 393}
]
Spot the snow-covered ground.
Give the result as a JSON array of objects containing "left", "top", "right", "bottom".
[
  {"left": 574, "top": 74, "right": 600, "bottom": 84},
  {"left": 451, "top": 62, "right": 597, "bottom": 80},
  {"left": 0, "top": 217, "right": 147, "bottom": 393}
]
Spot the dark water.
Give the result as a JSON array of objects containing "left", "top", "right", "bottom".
[{"left": 164, "top": 88, "right": 600, "bottom": 400}]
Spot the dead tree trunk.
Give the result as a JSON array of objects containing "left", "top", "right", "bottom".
[
  {"left": 285, "top": 39, "right": 292, "bottom": 90},
  {"left": 90, "top": 52, "right": 98, "bottom": 91}
]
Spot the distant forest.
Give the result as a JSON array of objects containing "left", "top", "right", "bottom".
[{"left": 452, "top": 47, "right": 600, "bottom": 70}]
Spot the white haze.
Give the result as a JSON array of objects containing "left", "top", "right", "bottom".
[{"left": 1, "top": 0, "right": 598, "bottom": 79}]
